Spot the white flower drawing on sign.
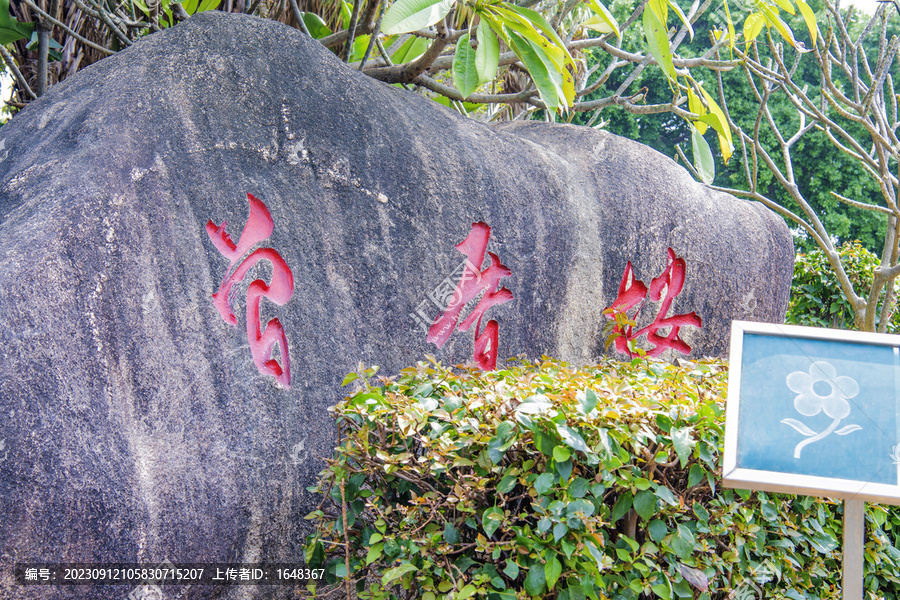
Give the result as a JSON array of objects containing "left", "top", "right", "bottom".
[{"left": 782, "top": 361, "right": 862, "bottom": 458}]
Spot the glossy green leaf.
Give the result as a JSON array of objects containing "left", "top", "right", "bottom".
[
  {"left": 634, "top": 489, "right": 658, "bottom": 521},
  {"left": 611, "top": 491, "right": 633, "bottom": 522},
  {"left": 553, "top": 445, "right": 572, "bottom": 462},
  {"left": 494, "top": 6, "right": 566, "bottom": 68},
  {"left": 671, "top": 427, "right": 695, "bottom": 467},
  {"left": 392, "top": 35, "right": 430, "bottom": 63},
  {"left": 655, "top": 486, "right": 678, "bottom": 506},
  {"left": 545, "top": 554, "right": 563, "bottom": 590},
  {"left": 648, "top": 519, "right": 668, "bottom": 542},
  {"left": 691, "top": 127, "right": 715, "bottom": 185},
  {"left": 643, "top": 7, "right": 675, "bottom": 81},
  {"left": 483, "top": 506, "right": 504, "bottom": 538},
  {"left": 504, "top": 560, "right": 519, "bottom": 580},
  {"left": 568, "top": 498, "right": 595, "bottom": 517},
  {"left": 340, "top": 0, "right": 352, "bottom": 29},
  {"left": 491, "top": 3, "right": 574, "bottom": 106},
  {"left": 382, "top": 562, "right": 418, "bottom": 586},
  {"left": 444, "top": 521, "right": 460, "bottom": 544},
  {"left": 498, "top": 473, "right": 518, "bottom": 494},
  {"left": 556, "top": 424, "right": 590, "bottom": 454},
  {"left": 0, "top": 0, "right": 33, "bottom": 45},
  {"left": 301, "top": 12, "right": 333, "bottom": 39},
  {"left": 670, "top": 524, "right": 696, "bottom": 559},
  {"left": 524, "top": 563, "right": 547, "bottom": 596},
  {"left": 183, "top": 0, "right": 219, "bottom": 15},
  {"left": 652, "top": 581, "right": 673, "bottom": 599},
  {"left": 453, "top": 33, "right": 479, "bottom": 99},
  {"left": 534, "top": 472, "right": 555, "bottom": 494},
  {"left": 570, "top": 477, "right": 590, "bottom": 498},
  {"left": 381, "top": 0, "right": 455, "bottom": 35},
  {"left": 475, "top": 19, "right": 500, "bottom": 84},
  {"left": 365, "top": 542, "right": 383, "bottom": 564},
  {"left": 688, "top": 463, "right": 706, "bottom": 487},
  {"left": 582, "top": 15, "right": 615, "bottom": 34}
]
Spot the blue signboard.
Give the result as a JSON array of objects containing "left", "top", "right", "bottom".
[{"left": 723, "top": 321, "right": 900, "bottom": 504}]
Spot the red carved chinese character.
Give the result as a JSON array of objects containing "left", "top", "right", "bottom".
[
  {"left": 207, "top": 193, "right": 294, "bottom": 388},
  {"left": 605, "top": 248, "right": 702, "bottom": 358},
  {"left": 427, "top": 222, "right": 514, "bottom": 371}
]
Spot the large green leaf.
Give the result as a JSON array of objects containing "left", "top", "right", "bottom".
[
  {"left": 556, "top": 424, "right": 590, "bottom": 454},
  {"left": 697, "top": 85, "right": 734, "bottom": 163},
  {"left": 492, "top": 6, "right": 566, "bottom": 68},
  {"left": 382, "top": 562, "right": 418, "bottom": 586},
  {"left": 670, "top": 524, "right": 696, "bottom": 559},
  {"left": 483, "top": 506, "right": 504, "bottom": 537},
  {"left": 795, "top": 0, "right": 817, "bottom": 47},
  {"left": 687, "top": 87, "right": 706, "bottom": 133},
  {"left": 0, "top": 0, "right": 33, "bottom": 46},
  {"left": 503, "top": 3, "right": 570, "bottom": 56},
  {"left": 181, "top": 0, "right": 219, "bottom": 15},
  {"left": 507, "top": 30, "right": 563, "bottom": 112},
  {"left": 578, "top": 388, "right": 599, "bottom": 415},
  {"left": 524, "top": 564, "right": 547, "bottom": 596},
  {"left": 647, "top": 0, "right": 668, "bottom": 26},
  {"left": 545, "top": 553, "right": 562, "bottom": 590},
  {"left": 611, "top": 491, "right": 633, "bottom": 522},
  {"left": 633, "top": 489, "right": 659, "bottom": 521},
  {"left": 453, "top": 32, "right": 479, "bottom": 99},
  {"left": 392, "top": 35, "right": 430, "bottom": 63},
  {"left": 691, "top": 126, "right": 715, "bottom": 185},
  {"left": 584, "top": 0, "right": 620, "bottom": 39},
  {"left": 381, "top": 0, "right": 455, "bottom": 35},
  {"left": 490, "top": 1, "right": 576, "bottom": 106},
  {"left": 643, "top": 7, "right": 675, "bottom": 81},
  {"left": 648, "top": 519, "right": 668, "bottom": 542},
  {"left": 757, "top": 1, "right": 804, "bottom": 50},
  {"left": 722, "top": 0, "right": 736, "bottom": 48},
  {"left": 772, "top": 0, "right": 796, "bottom": 16},
  {"left": 743, "top": 12, "right": 765, "bottom": 42},
  {"left": 475, "top": 19, "right": 499, "bottom": 84},
  {"left": 670, "top": 427, "right": 695, "bottom": 467},
  {"left": 301, "top": 12, "right": 333, "bottom": 39},
  {"left": 665, "top": 0, "right": 693, "bottom": 40}
]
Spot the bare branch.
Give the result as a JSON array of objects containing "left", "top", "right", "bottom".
[
  {"left": 829, "top": 191, "right": 894, "bottom": 215},
  {"left": 0, "top": 44, "right": 36, "bottom": 100}
]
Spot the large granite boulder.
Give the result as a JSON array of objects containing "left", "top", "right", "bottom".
[{"left": 0, "top": 10, "right": 792, "bottom": 599}]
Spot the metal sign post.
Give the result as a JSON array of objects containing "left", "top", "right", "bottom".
[
  {"left": 724, "top": 321, "right": 900, "bottom": 599},
  {"left": 843, "top": 499, "right": 864, "bottom": 600}
]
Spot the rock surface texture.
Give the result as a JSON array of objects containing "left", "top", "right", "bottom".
[{"left": 0, "top": 11, "right": 793, "bottom": 599}]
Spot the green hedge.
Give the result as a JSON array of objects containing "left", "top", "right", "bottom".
[
  {"left": 787, "top": 240, "right": 900, "bottom": 333},
  {"left": 304, "top": 357, "right": 900, "bottom": 599}
]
